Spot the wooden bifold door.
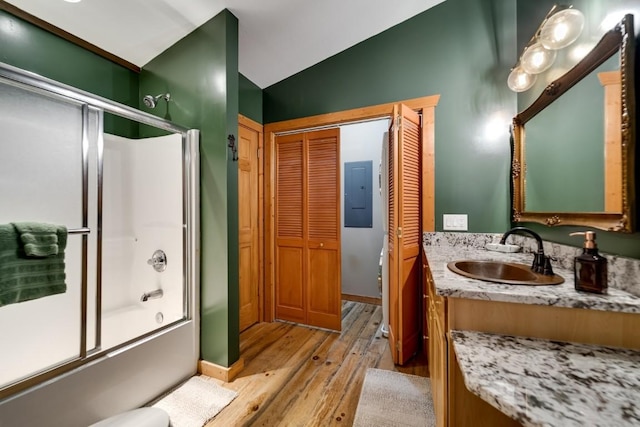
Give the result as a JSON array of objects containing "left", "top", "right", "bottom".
[
  {"left": 274, "top": 128, "right": 341, "bottom": 331},
  {"left": 388, "top": 104, "right": 422, "bottom": 365}
]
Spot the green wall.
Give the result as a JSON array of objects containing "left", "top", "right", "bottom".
[
  {"left": 0, "top": 10, "right": 139, "bottom": 137},
  {"left": 239, "top": 73, "right": 263, "bottom": 124},
  {"left": 264, "top": 0, "right": 517, "bottom": 233},
  {"left": 140, "top": 10, "right": 240, "bottom": 367},
  {"left": 263, "top": 0, "right": 640, "bottom": 259},
  {"left": 516, "top": 0, "right": 640, "bottom": 258},
  {"left": 1, "top": 5, "right": 242, "bottom": 367}
]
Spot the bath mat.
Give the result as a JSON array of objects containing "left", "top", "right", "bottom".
[
  {"left": 353, "top": 368, "right": 435, "bottom": 427},
  {"left": 152, "top": 375, "right": 237, "bottom": 427}
]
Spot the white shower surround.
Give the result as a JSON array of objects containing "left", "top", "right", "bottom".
[{"left": 101, "top": 133, "right": 184, "bottom": 350}]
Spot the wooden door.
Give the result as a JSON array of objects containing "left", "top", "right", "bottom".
[
  {"left": 275, "top": 133, "right": 306, "bottom": 323},
  {"left": 306, "top": 130, "right": 341, "bottom": 330},
  {"left": 275, "top": 129, "right": 341, "bottom": 330},
  {"left": 388, "top": 104, "right": 422, "bottom": 364},
  {"left": 239, "top": 120, "right": 260, "bottom": 332}
]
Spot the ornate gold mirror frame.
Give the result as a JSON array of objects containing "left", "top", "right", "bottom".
[{"left": 512, "top": 14, "right": 636, "bottom": 233}]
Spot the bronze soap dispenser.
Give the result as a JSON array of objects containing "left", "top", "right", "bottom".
[{"left": 569, "top": 231, "right": 608, "bottom": 294}]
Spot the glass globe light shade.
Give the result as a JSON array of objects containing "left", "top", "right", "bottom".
[
  {"left": 538, "top": 8, "right": 585, "bottom": 50},
  {"left": 507, "top": 66, "right": 536, "bottom": 92},
  {"left": 520, "top": 42, "right": 557, "bottom": 74}
]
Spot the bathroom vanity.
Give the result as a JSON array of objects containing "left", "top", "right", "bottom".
[{"left": 423, "top": 237, "right": 640, "bottom": 427}]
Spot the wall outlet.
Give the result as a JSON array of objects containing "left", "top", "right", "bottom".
[{"left": 443, "top": 214, "right": 468, "bottom": 231}]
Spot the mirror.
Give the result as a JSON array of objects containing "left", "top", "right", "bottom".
[{"left": 511, "top": 14, "right": 636, "bottom": 233}]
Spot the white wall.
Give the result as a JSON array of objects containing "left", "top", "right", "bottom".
[{"left": 340, "top": 119, "right": 389, "bottom": 298}]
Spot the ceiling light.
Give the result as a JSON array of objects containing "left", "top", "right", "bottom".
[{"left": 64, "top": 0, "right": 82, "bottom": 3}]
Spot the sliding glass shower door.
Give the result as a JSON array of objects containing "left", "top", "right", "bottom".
[
  {"left": 0, "top": 80, "right": 94, "bottom": 388},
  {"left": 0, "top": 65, "right": 197, "bottom": 403}
]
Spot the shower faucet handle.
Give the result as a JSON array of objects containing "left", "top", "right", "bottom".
[{"left": 147, "top": 250, "right": 167, "bottom": 272}]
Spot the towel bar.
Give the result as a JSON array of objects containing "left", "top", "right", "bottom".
[{"left": 68, "top": 227, "right": 90, "bottom": 235}]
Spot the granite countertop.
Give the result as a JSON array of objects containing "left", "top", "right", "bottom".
[
  {"left": 451, "top": 330, "right": 640, "bottom": 427},
  {"left": 424, "top": 245, "right": 640, "bottom": 314}
]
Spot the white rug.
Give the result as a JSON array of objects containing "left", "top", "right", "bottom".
[
  {"left": 152, "top": 375, "right": 237, "bottom": 427},
  {"left": 353, "top": 368, "right": 435, "bottom": 427}
]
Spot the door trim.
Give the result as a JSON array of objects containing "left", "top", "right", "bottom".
[
  {"left": 264, "top": 95, "right": 440, "bottom": 322},
  {"left": 239, "top": 114, "right": 264, "bottom": 323}
]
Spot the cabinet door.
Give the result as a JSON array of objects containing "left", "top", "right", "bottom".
[
  {"left": 422, "top": 257, "right": 429, "bottom": 357},
  {"left": 432, "top": 314, "right": 447, "bottom": 427}
]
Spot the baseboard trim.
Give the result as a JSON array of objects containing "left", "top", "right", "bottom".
[
  {"left": 198, "top": 357, "right": 244, "bottom": 382},
  {"left": 342, "top": 293, "right": 382, "bottom": 305}
]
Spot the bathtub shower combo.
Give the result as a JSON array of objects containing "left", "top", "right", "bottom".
[{"left": 0, "top": 62, "right": 200, "bottom": 426}]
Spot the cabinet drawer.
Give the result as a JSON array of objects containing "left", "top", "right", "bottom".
[{"left": 424, "top": 261, "right": 446, "bottom": 328}]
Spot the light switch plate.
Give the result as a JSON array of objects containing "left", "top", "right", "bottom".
[{"left": 443, "top": 214, "right": 468, "bottom": 231}]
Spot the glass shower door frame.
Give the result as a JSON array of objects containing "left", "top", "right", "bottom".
[{"left": 0, "top": 61, "right": 200, "bottom": 401}]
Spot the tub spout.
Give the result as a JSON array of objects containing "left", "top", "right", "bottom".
[{"left": 140, "top": 289, "right": 163, "bottom": 302}]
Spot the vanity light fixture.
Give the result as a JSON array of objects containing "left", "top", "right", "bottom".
[
  {"left": 520, "top": 42, "right": 557, "bottom": 74},
  {"left": 508, "top": 4, "right": 585, "bottom": 92},
  {"left": 63, "top": 0, "right": 82, "bottom": 3},
  {"left": 507, "top": 65, "right": 537, "bottom": 92},
  {"left": 538, "top": 7, "right": 585, "bottom": 49}
]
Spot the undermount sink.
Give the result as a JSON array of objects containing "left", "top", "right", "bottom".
[{"left": 447, "top": 260, "right": 564, "bottom": 286}]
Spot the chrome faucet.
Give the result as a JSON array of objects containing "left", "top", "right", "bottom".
[
  {"left": 140, "top": 289, "right": 164, "bottom": 302},
  {"left": 500, "top": 226, "right": 555, "bottom": 275}
]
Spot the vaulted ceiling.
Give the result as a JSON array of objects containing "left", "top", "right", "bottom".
[{"left": 4, "top": 0, "right": 445, "bottom": 88}]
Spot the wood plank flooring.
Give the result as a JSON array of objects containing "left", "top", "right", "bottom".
[{"left": 207, "top": 301, "right": 428, "bottom": 426}]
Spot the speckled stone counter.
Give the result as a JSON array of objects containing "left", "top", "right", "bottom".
[
  {"left": 451, "top": 330, "right": 640, "bottom": 427},
  {"left": 423, "top": 239, "right": 640, "bottom": 314},
  {"left": 424, "top": 231, "right": 640, "bottom": 297}
]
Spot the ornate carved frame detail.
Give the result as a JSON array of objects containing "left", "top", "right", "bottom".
[{"left": 511, "top": 15, "right": 636, "bottom": 233}]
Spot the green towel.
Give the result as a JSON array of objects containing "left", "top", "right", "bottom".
[
  {"left": 0, "top": 224, "right": 67, "bottom": 307},
  {"left": 11, "top": 222, "right": 60, "bottom": 257}
]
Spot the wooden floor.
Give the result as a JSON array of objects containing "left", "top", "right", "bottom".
[{"left": 208, "top": 301, "right": 428, "bottom": 426}]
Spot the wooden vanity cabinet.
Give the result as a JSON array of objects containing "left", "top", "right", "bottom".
[
  {"left": 424, "top": 253, "right": 514, "bottom": 427},
  {"left": 423, "top": 253, "right": 447, "bottom": 427},
  {"left": 422, "top": 252, "right": 640, "bottom": 427}
]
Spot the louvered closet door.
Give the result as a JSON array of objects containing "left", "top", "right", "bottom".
[
  {"left": 388, "top": 104, "right": 422, "bottom": 365},
  {"left": 274, "top": 128, "right": 341, "bottom": 330},
  {"left": 306, "top": 129, "right": 341, "bottom": 331},
  {"left": 275, "top": 133, "right": 305, "bottom": 323},
  {"left": 388, "top": 112, "right": 399, "bottom": 363}
]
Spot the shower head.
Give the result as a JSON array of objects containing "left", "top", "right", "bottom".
[{"left": 142, "top": 93, "right": 171, "bottom": 109}]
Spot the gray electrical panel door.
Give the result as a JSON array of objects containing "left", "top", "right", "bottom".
[{"left": 344, "top": 160, "right": 372, "bottom": 228}]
